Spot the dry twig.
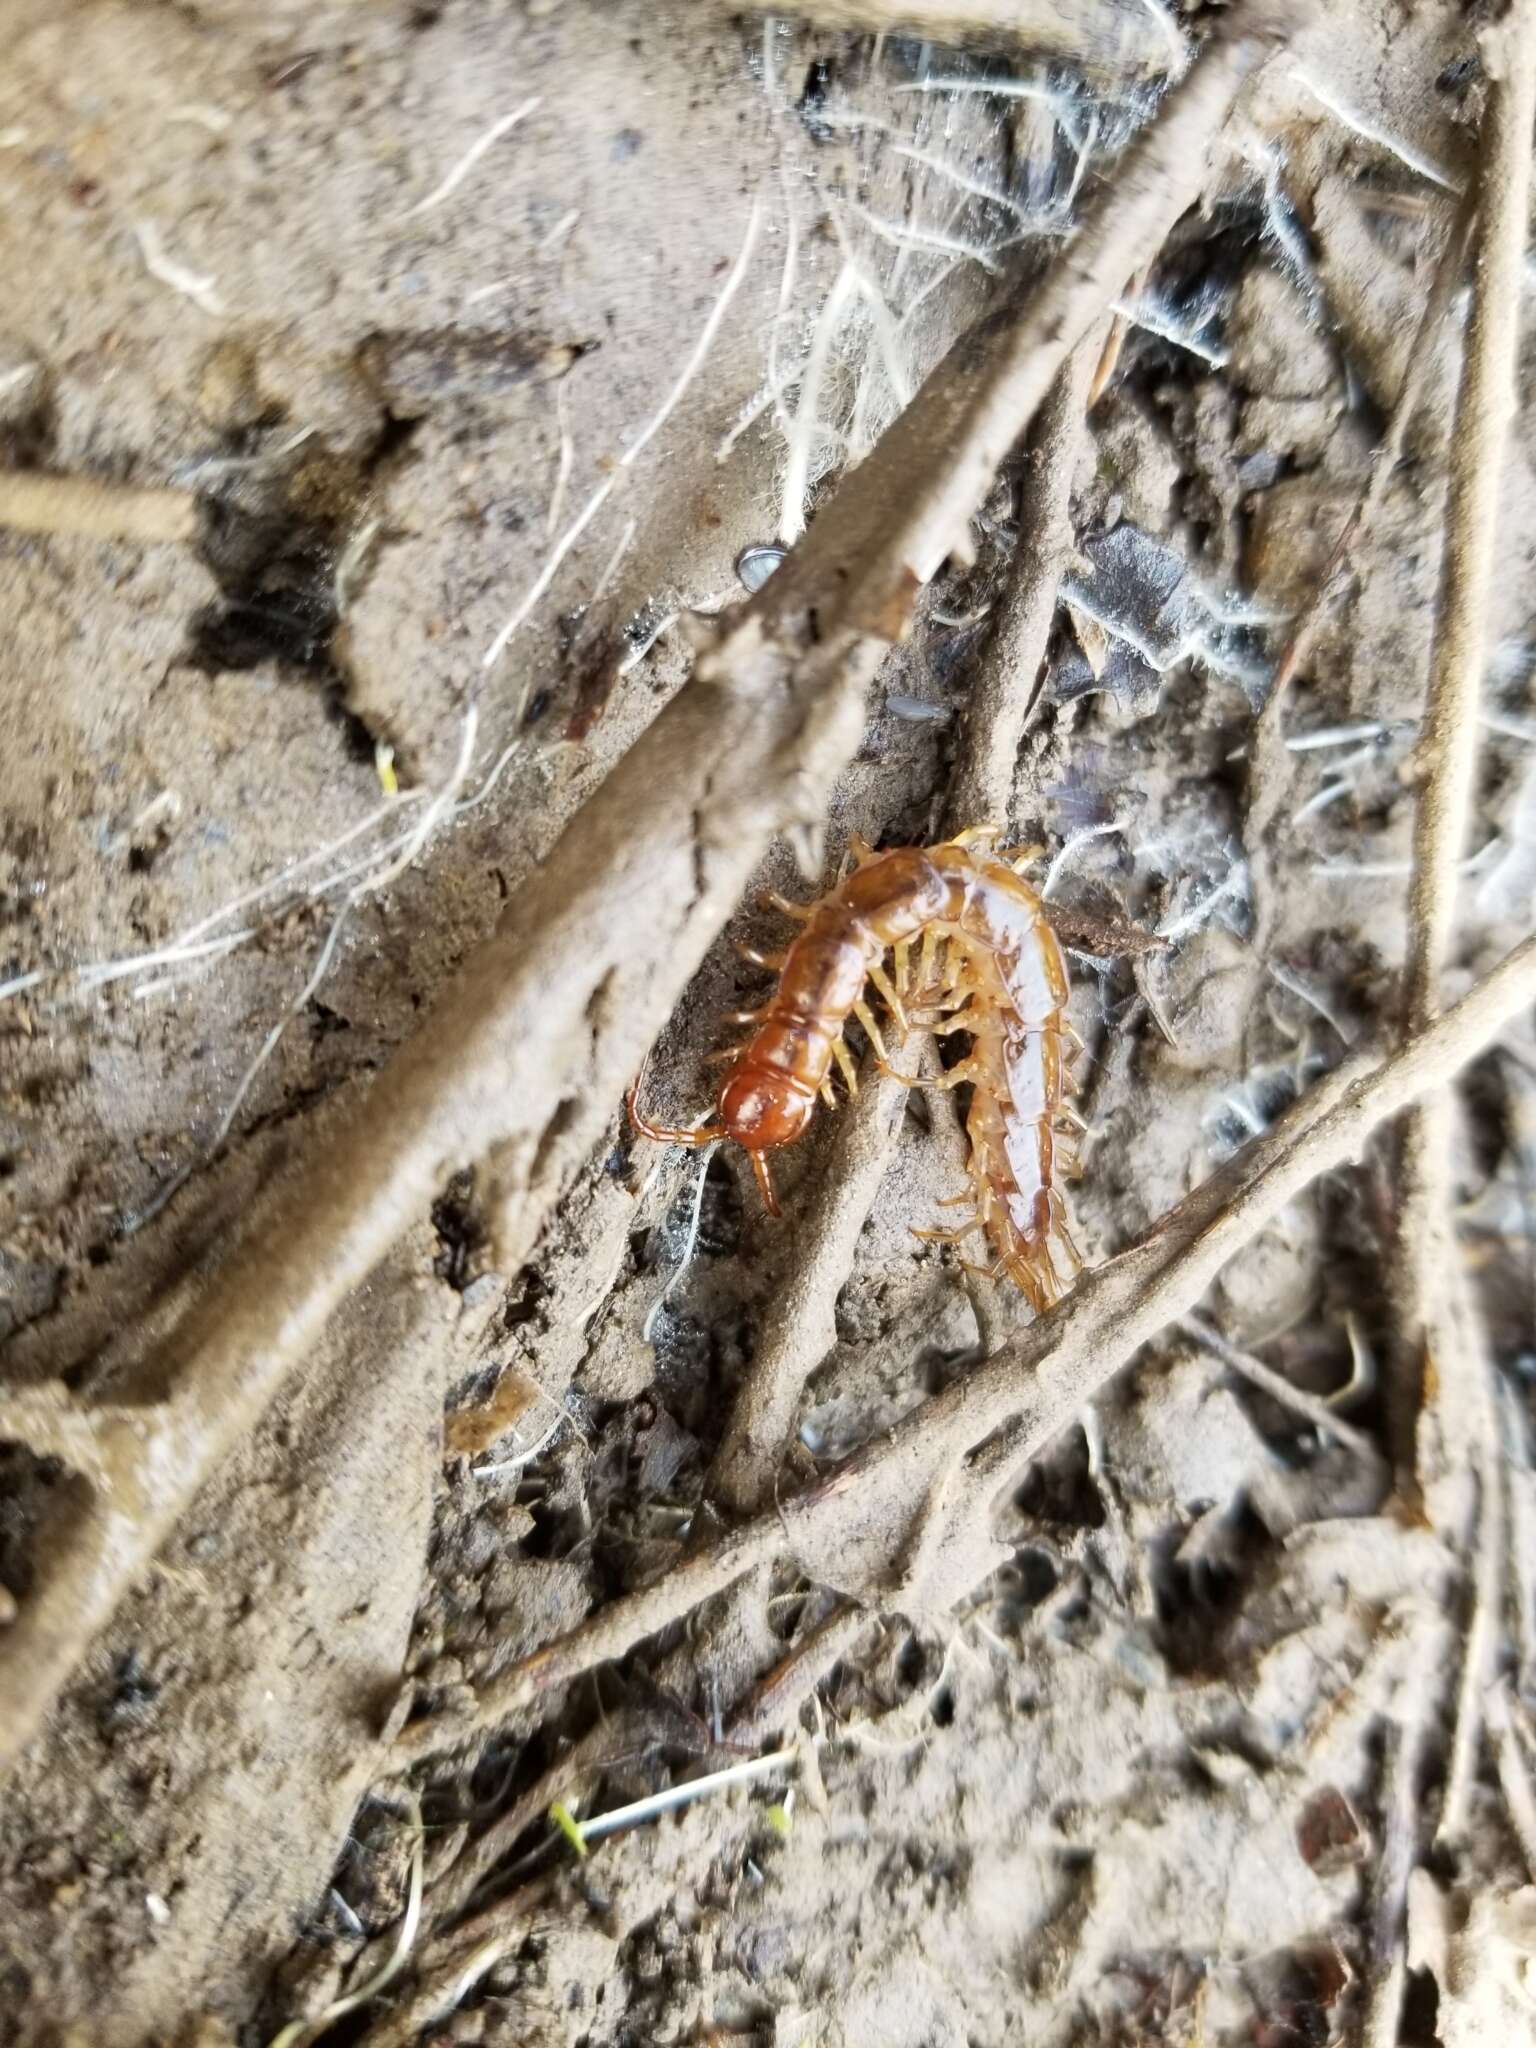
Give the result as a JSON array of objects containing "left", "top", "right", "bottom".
[
  {"left": 944, "top": 332, "right": 1101, "bottom": 835},
  {"left": 1243, "top": 188, "right": 1476, "bottom": 948},
  {"left": 0, "top": 469, "right": 199, "bottom": 545},
  {"left": 1363, "top": 19, "right": 1536, "bottom": 2039}
]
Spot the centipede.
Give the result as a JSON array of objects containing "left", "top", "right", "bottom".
[{"left": 629, "top": 832, "right": 1083, "bottom": 1311}]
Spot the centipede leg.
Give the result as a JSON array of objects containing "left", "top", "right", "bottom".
[
  {"left": 958, "top": 1254, "right": 1011, "bottom": 1285},
  {"left": 853, "top": 999, "right": 888, "bottom": 1061},
  {"left": 627, "top": 1058, "right": 723, "bottom": 1148},
  {"left": 734, "top": 940, "right": 787, "bottom": 970},
  {"left": 912, "top": 1220, "right": 986, "bottom": 1245},
  {"left": 933, "top": 1003, "right": 984, "bottom": 1037},
  {"left": 893, "top": 938, "right": 912, "bottom": 996},
  {"left": 1049, "top": 1190, "right": 1085, "bottom": 1275},
  {"left": 831, "top": 1037, "right": 861, "bottom": 1098},
  {"left": 867, "top": 959, "right": 909, "bottom": 1030},
  {"left": 819, "top": 1078, "right": 836, "bottom": 1108},
  {"left": 874, "top": 1054, "right": 978, "bottom": 1091}
]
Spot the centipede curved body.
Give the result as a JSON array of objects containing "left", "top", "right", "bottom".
[{"left": 632, "top": 837, "right": 1081, "bottom": 1311}]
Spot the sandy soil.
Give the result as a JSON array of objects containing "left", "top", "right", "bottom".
[{"left": 2, "top": 1, "right": 1535, "bottom": 2044}]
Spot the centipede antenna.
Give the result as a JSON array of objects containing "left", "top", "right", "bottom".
[
  {"left": 750, "top": 1150, "right": 781, "bottom": 1217},
  {"left": 760, "top": 890, "right": 812, "bottom": 922},
  {"left": 831, "top": 1037, "right": 861, "bottom": 1097},
  {"left": 627, "top": 1059, "right": 723, "bottom": 1149}
]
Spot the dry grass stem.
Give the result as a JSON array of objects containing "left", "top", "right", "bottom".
[
  {"left": 0, "top": 469, "right": 198, "bottom": 545},
  {"left": 1177, "top": 1312, "right": 1379, "bottom": 1461},
  {"left": 1437, "top": 1424, "right": 1507, "bottom": 1849},
  {"left": 944, "top": 332, "right": 1101, "bottom": 833},
  {"left": 1395, "top": 10, "right": 1534, "bottom": 1494}
]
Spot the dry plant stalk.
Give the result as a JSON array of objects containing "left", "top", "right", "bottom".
[
  {"left": 1365, "top": 18, "right": 1536, "bottom": 2042},
  {"left": 395, "top": 922, "right": 1536, "bottom": 1763},
  {"left": 943, "top": 332, "right": 1102, "bottom": 837},
  {"left": 707, "top": 1066, "right": 914, "bottom": 1511},
  {"left": 1397, "top": 6, "right": 1534, "bottom": 1538},
  {"left": 0, "top": 12, "right": 1284, "bottom": 1776},
  {"left": 0, "top": 469, "right": 199, "bottom": 545}
]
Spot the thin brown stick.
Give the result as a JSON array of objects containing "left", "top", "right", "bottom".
[
  {"left": 1395, "top": 6, "right": 1534, "bottom": 1500},
  {"left": 1243, "top": 186, "right": 1476, "bottom": 953},
  {"left": 357, "top": 1885, "right": 559, "bottom": 2048},
  {"left": 0, "top": 469, "right": 199, "bottom": 545},
  {"left": 1404, "top": 35, "right": 1535, "bottom": 1036},
  {"left": 1366, "top": 31, "right": 1534, "bottom": 2030},
  {"left": 395, "top": 926, "right": 1536, "bottom": 1762},
  {"left": 1360, "top": 1647, "right": 1450, "bottom": 2048},
  {"left": 1176, "top": 1313, "right": 1380, "bottom": 1463},
  {"left": 1257, "top": 188, "right": 1475, "bottom": 728},
  {"left": 708, "top": 1070, "right": 912, "bottom": 1512},
  {"left": 1437, "top": 1423, "right": 1507, "bottom": 1849},
  {"left": 0, "top": 10, "right": 1286, "bottom": 1776},
  {"left": 943, "top": 332, "right": 1100, "bottom": 836},
  {"left": 727, "top": 1603, "right": 867, "bottom": 1738}
]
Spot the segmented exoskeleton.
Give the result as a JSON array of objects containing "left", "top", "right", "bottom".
[{"left": 630, "top": 834, "right": 1082, "bottom": 1310}]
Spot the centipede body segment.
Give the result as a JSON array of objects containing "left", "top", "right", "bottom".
[{"left": 629, "top": 834, "right": 1082, "bottom": 1311}]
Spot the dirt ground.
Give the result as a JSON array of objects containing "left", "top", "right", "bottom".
[{"left": 2, "top": 1, "right": 1535, "bottom": 2043}]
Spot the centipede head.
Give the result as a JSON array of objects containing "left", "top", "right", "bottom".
[
  {"left": 715, "top": 1064, "right": 817, "bottom": 1153},
  {"left": 713, "top": 1061, "right": 817, "bottom": 1218}
]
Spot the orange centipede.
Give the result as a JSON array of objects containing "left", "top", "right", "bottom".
[{"left": 630, "top": 832, "right": 1083, "bottom": 1311}]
